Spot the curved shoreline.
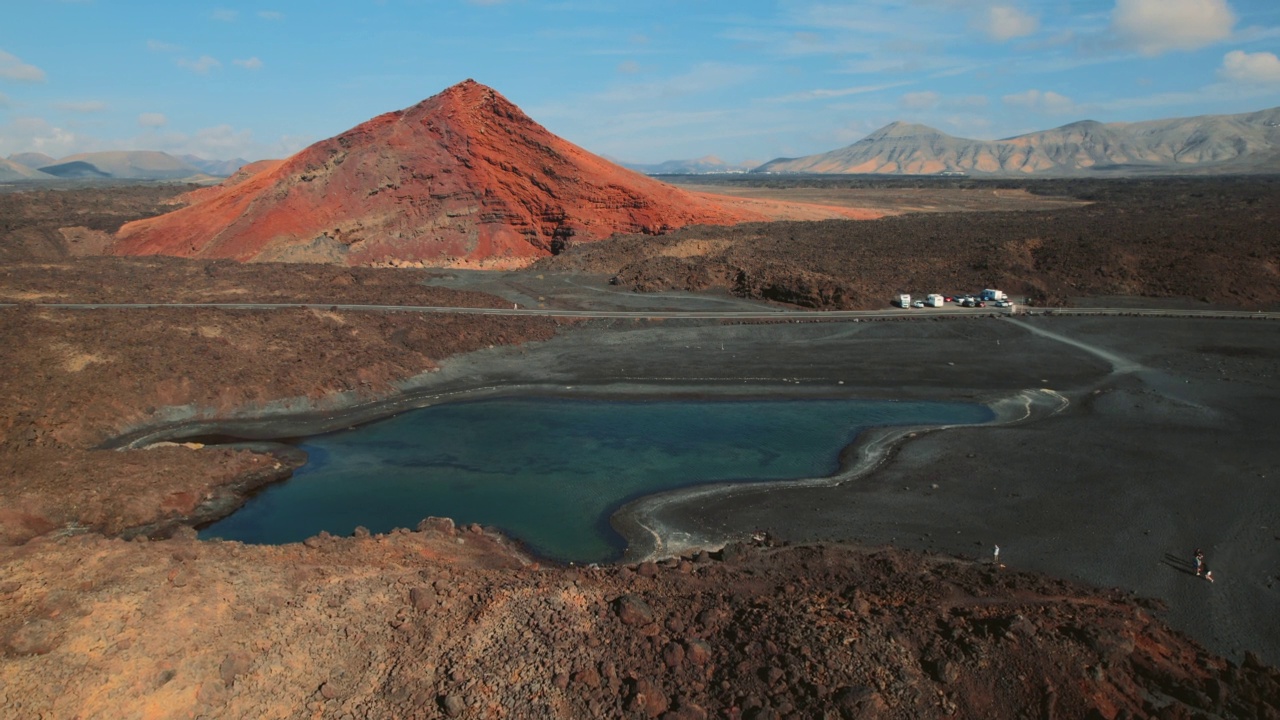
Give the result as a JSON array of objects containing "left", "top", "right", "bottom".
[
  {"left": 109, "top": 363, "right": 1070, "bottom": 564},
  {"left": 611, "top": 387, "right": 1070, "bottom": 562}
]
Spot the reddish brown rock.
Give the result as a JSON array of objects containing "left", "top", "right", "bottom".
[
  {"left": 663, "top": 641, "right": 686, "bottom": 668},
  {"left": 615, "top": 594, "right": 655, "bottom": 627},
  {"left": 219, "top": 651, "right": 252, "bottom": 687},
  {"left": 628, "top": 677, "right": 670, "bottom": 718},
  {"left": 409, "top": 586, "right": 436, "bottom": 612},
  {"left": 685, "top": 639, "right": 713, "bottom": 666},
  {"left": 113, "top": 80, "right": 768, "bottom": 267},
  {"left": 3, "top": 619, "right": 59, "bottom": 656}
]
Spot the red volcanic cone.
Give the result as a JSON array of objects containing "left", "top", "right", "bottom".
[{"left": 114, "top": 80, "right": 766, "bottom": 266}]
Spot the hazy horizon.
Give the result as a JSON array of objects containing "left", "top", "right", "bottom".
[{"left": 3, "top": 0, "right": 1279, "bottom": 165}]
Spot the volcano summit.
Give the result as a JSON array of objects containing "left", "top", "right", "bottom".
[{"left": 113, "top": 81, "right": 768, "bottom": 267}]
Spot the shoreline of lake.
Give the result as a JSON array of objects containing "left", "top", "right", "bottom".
[{"left": 194, "top": 395, "right": 1001, "bottom": 563}]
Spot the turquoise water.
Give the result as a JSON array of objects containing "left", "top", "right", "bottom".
[{"left": 200, "top": 397, "right": 992, "bottom": 562}]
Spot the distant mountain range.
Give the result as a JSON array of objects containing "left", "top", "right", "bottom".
[
  {"left": 755, "top": 107, "right": 1280, "bottom": 176},
  {"left": 177, "top": 155, "right": 250, "bottom": 177},
  {"left": 2, "top": 151, "right": 248, "bottom": 182},
  {"left": 616, "top": 155, "right": 759, "bottom": 175},
  {"left": 0, "top": 157, "right": 55, "bottom": 182},
  {"left": 8, "top": 106, "right": 1280, "bottom": 184}
]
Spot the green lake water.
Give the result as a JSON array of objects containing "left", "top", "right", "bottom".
[{"left": 200, "top": 397, "right": 993, "bottom": 562}]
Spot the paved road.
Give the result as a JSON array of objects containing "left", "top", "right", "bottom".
[{"left": 2, "top": 301, "right": 1278, "bottom": 321}]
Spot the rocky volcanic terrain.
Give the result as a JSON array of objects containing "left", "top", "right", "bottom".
[
  {"left": 755, "top": 107, "right": 1280, "bottom": 176},
  {"left": 3, "top": 177, "right": 1280, "bottom": 717},
  {"left": 111, "top": 81, "right": 787, "bottom": 267},
  {"left": 542, "top": 176, "right": 1280, "bottom": 310},
  {"left": 5, "top": 526, "right": 1279, "bottom": 720},
  {"left": 0, "top": 260, "right": 562, "bottom": 544},
  {"left": 0, "top": 183, "right": 193, "bottom": 262}
]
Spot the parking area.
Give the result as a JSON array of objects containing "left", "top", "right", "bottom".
[{"left": 895, "top": 289, "right": 1016, "bottom": 310}]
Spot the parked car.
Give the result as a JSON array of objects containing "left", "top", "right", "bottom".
[{"left": 911, "top": 300, "right": 926, "bottom": 308}]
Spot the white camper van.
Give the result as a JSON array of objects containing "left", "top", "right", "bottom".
[
  {"left": 898, "top": 294, "right": 912, "bottom": 308},
  {"left": 926, "top": 294, "right": 944, "bottom": 308},
  {"left": 980, "top": 289, "right": 1008, "bottom": 302}
]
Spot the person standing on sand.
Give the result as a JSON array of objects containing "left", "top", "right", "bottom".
[
  {"left": 993, "top": 544, "right": 1000, "bottom": 567},
  {"left": 1195, "top": 549, "right": 1205, "bottom": 576}
]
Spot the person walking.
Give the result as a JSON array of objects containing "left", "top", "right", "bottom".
[{"left": 1195, "top": 549, "right": 1215, "bottom": 582}]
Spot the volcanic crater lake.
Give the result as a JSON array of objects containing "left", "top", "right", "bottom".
[{"left": 200, "top": 397, "right": 994, "bottom": 563}]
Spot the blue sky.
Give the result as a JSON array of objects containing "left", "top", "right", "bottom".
[{"left": 2, "top": 0, "right": 1279, "bottom": 165}]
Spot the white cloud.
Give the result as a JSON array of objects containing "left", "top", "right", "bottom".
[
  {"left": 593, "top": 63, "right": 760, "bottom": 105},
  {"left": 178, "top": 56, "right": 221, "bottom": 74},
  {"left": 0, "top": 116, "right": 82, "bottom": 156},
  {"left": 233, "top": 57, "right": 264, "bottom": 70},
  {"left": 257, "top": 10, "right": 284, "bottom": 20},
  {"left": 1111, "top": 0, "right": 1236, "bottom": 56},
  {"left": 977, "top": 5, "right": 1038, "bottom": 42},
  {"left": 0, "top": 50, "right": 47, "bottom": 83},
  {"left": 187, "top": 125, "right": 254, "bottom": 155},
  {"left": 56, "top": 100, "right": 107, "bottom": 113},
  {"left": 770, "top": 80, "right": 914, "bottom": 103},
  {"left": 942, "top": 115, "right": 994, "bottom": 138},
  {"left": 1002, "top": 89, "right": 1077, "bottom": 114},
  {"left": 900, "top": 91, "right": 941, "bottom": 110},
  {"left": 137, "top": 113, "right": 168, "bottom": 128},
  {"left": 0, "top": 113, "right": 299, "bottom": 161},
  {"left": 1219, "top": 50, "right": 1280, "bottom": 84},
  {"left": 212, "top": 8, "right": 239, "bottom": 21},
  {"left": 0, "top": 92, "right": 9, "bottom": 109},
  {"left": 617, "top": 61, "right": 640, "bottom": 75},
  {"left": 146, "top": 39, "right": 180, "bottom": 53}
]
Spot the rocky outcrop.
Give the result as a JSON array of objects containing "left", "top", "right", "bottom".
[
  {"left": 3, "top": 535, "right": 1276, "bottom": 719},
  {"left": 113, "top": 80, "right": 768, "bottom": 267}
]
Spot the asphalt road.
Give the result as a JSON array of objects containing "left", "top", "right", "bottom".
[{"left": 5, "top": 301, "right": 1279, "bottom": 321}]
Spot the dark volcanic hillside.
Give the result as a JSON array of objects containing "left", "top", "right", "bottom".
[
  {"left": 113, "top": 80, "right": 768, "bottom": 267},
  {"left": 538, "top": 177, "right": 1280, "bottom": 310},
  {"left": 757, "top": 107, "right": 1280, "bottom": 176}
]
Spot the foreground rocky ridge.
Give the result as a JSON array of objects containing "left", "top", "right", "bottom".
[{"left": 4, "top": 528, "right": 1278, "bottom": 720}]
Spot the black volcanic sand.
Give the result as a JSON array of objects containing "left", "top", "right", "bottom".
[
  {"left": 123, "top": 312, "right": 1280, "bottom": 668},
  {"left": 592, "top": 316, "right": 1278, "bottom": 668},
  {"left": 413, "top": 313, "right": 1280, "bottom": 668}
]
